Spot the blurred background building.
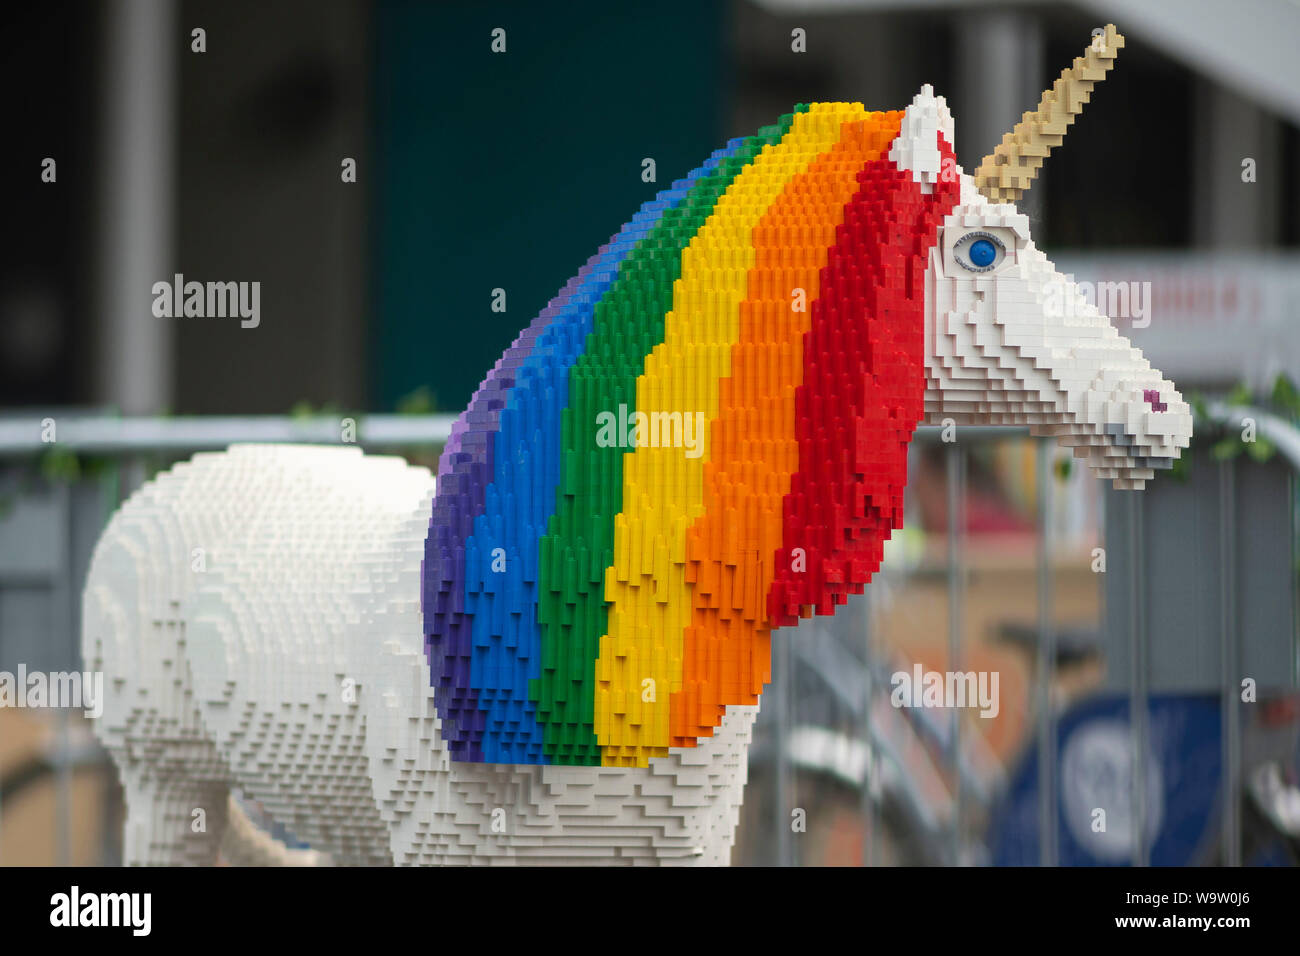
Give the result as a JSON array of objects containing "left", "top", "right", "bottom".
[{"left": 1, "top": 0, "right": 1298, "bottom": 866}]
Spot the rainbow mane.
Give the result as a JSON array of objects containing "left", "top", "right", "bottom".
[{"left": 423, "top": 103, "right": 961, "bottom": 767}]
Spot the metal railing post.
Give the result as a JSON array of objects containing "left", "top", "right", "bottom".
[
  {"left": 1219, "top": 458, "right": 1241, "bottom": 866},
  {"left": 55, "top": 482, "right": 74, "bottom": 865},
  {"left": 1130, "top": 491, "right": 1150, "bottom": 867},
  {"left": 773, "top": 628, "right": 792, "bottom": 866},
  {"left": 861, "top": 584, "right": 878, "bottom": 867},
  {"left": 1036, "top": 438, "right": 1057, "bottom": 866},
  {"left": 946, "top": 441, "right": 965, "bottom": 864}
]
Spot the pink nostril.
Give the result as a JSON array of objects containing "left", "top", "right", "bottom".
[{"left": 1142, "top": 388, "right": 1168, "bottom": 412}]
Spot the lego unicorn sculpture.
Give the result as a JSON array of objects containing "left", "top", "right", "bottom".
[{"left": 83, "top": 25, "right": 1189, "bottom": 865}]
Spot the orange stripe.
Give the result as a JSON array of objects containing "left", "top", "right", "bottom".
[{"left": 672, "top": 111, "right": 904, "bottom": 746}]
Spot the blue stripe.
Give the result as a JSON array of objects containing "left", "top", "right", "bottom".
[{"left": 461, "top": 138, "right": 747, "bottom": 764}]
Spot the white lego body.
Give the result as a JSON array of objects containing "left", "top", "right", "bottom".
[{"left": 82, "top": 444, "right": 753, "bottom": 865}]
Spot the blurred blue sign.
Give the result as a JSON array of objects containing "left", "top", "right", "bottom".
[{"left": 990, "top": 693, "right": 1221, "bottom": 866}]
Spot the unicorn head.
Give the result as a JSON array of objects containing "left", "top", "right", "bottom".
[
  {"left": 422, "top": 23, "right": 1191, "bottom": 772},
  {"left": 901, "top": 26, "right": 1191, "bottom": 488}
]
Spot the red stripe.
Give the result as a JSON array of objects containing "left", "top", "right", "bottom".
[{"left": 767, "top": 135, "right": 961, "bottom": 626}]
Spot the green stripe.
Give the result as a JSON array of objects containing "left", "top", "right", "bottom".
[{"left": 532, "top": 108, "right": 804, "bottom": 763}]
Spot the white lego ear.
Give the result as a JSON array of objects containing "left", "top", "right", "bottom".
[{"left": 889, "top": 84, "right": 955, "bottom": 193}]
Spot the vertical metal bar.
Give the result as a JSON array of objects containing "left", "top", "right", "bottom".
[
  {"left": 1294, "top": 467, "right": 1300, "bottom": 691},
  {"left": 773, "top": 628, "right": 791, "bottom": 866},
  {"left": 100, "top": 465, "right": 122, "bottom": 866},
  {"left": 1130, "top": 491, "right": 1149, "bottom": 867},
  {"left": 946, "top": 441, "right": 965, "bottom": 864},
  {"left": 1036, "top": 439, "right": 1057, "bottom": 866},
  {"left": 787, "top": 627, "right": 798, "bottom": 869},
  {"left": 54, "top": 481, "right": 73, "bottom": 866},
  {"left": 1097, "top": 475, "right": 1108, "bottom": 652},
  {"left": 861, "top": 585, "right": 877, "bottom": 867},
  {"left": 1219, "top": 458, "right": 1241, "bottom": 866},
  {"left": 1095, "top": 474, "right": 1108, "bottom": 866},
  {"left": 56, "top": 712, "right": 72, "bottom": 866}
]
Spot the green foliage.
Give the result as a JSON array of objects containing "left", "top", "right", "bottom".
[
  {"left": 395, "top": 386, "right": 438, "bottom": 415},
  {"left": 1, "top": 443, "right": 117, "bottom": 523},
  {"left": 1245, "top": 435, "right": 1277, "bottom": 463},
  {"left": 1225, "top": 382, "right": 1253, "bottom": 407},
  {"left": 1272, "top": 373, "right": 1300, "bottom": 418},
  {"left": 1209, "top": 436, "right": 1242, "bottom": 462},
  {"left": 290, "top": 400, "right": 344, "bottom": 421},
  {"left": 34, "top": 445, "right": 115, "bottom": 485},
  {"left": 1178, "top": 372, "right": 1298, "bottom": 480},
  {"left": 40, "top": 444, "right": 82, "bottom": 483}
]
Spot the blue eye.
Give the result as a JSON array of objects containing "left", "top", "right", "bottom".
[
  {"left": 953, "top": 231, "right": 1006, "bottom": 273},
  {"left": 969, "top": 238, "right": 997, "bottom": 267}
]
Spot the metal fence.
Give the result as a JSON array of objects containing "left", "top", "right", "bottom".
[{"left": 0, "top": 410, "right": 1296, "bottom": 865}]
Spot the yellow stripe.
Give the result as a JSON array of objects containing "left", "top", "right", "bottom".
[{"left": 595, "top": 103, "right": 867, "bottom": 766}]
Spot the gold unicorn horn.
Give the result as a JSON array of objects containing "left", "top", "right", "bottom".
[{"left": 974, "top": 23, "right": 1126, "bottom": 203}]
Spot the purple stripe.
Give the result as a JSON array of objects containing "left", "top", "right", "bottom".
[{"left": 422, "top": 247, "right": 616, "bottom": 759}]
